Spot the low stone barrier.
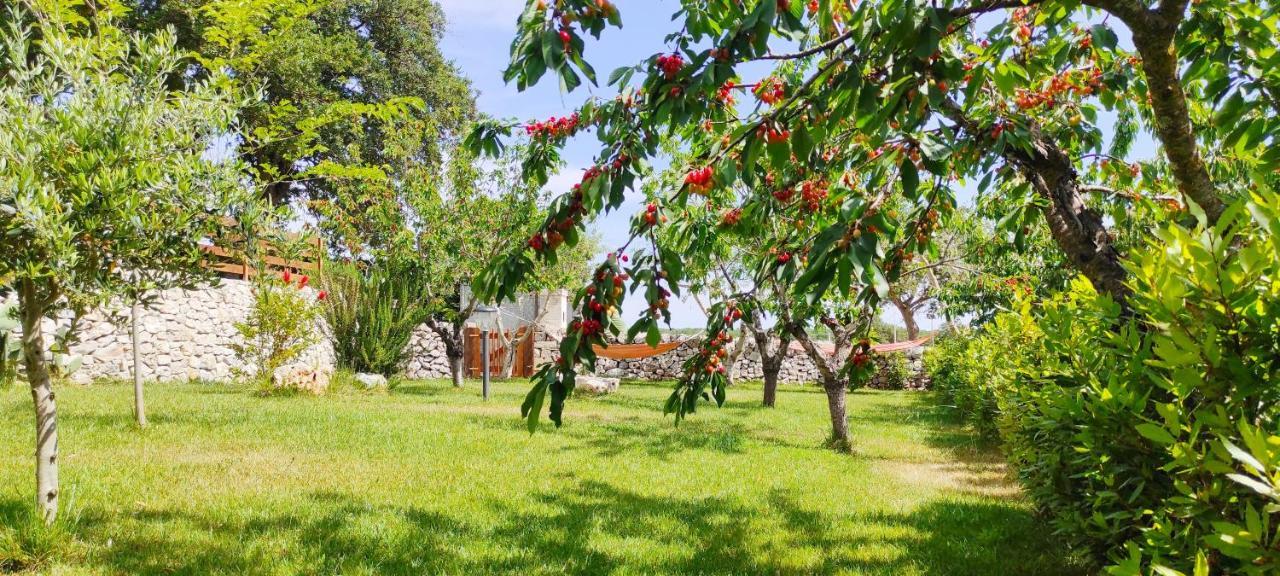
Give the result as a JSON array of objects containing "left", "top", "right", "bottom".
[{"left": 1, "top": 280, "right": 333, "bottom": 383}]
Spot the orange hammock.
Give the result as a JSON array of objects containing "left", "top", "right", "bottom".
[
  {"left": 590, "top": 334, "right": 933, "bottom": 361},
  {"left": 591, "top": 341, "right": 686, "bottom": 360}
]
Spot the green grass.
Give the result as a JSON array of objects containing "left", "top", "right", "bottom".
[{"left": 1, "top": 379, "right": 1087, "bottom": 575}]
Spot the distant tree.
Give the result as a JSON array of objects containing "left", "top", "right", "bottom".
[
  {"left": 0, "top": 2, "right": 254, "bottom": 523},
  {"left": 412, "top": 148, "right": 594, "bottom": 387},
  {"left": 123, "top": 0, "right": 475, "bottom": 217},
  {"left": 492, "top": 232, "right": 598, "bottom": 380}
]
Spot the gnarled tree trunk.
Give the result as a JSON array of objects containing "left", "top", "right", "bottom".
[
  {"left": 750, "top": 325, "right": 790, "bottom": 408},
  {"left": 789, "top": 323, "right": 852, "bottom": 451},
  {"left": 822, "top": 381, "right": 850, "bottom": 451},
  {"left": 19, "top": 280, "right": 58, "bottom": 524},
  {"left": 889, "top": 296, "right": 920, "bottom": 340},
  {"left": 428, "top": 319, "right": 466, "bottom": 388}
]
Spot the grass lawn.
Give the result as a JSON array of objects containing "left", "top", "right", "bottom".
[{"left": 1, "top": 379, "right": 1086, "bottom": 575}]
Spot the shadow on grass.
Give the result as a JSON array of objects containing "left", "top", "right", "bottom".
[{"left": 44, "top": 478, "right": 1084, "bottom": 576}]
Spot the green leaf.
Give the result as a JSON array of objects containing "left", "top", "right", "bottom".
[
  {"left": 1136, "top": 423, "right": 1177, "bottom": 445},
  {"left": 900, "top": 158, "right": 919, "bottom": 200}
]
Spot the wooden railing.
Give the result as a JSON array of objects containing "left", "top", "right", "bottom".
[{"left": 201, "top": 219, "right": 324, "bottom": 280}]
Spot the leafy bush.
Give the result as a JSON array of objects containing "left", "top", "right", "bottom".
[
  {"left": 926, "top": 195, "right": 1280, "bottom": 574},
  {"left": 233, "top": 270, "right": 323, "bottom": 385},
  {"left": 320, "top": 261, "right": 434, "bottom": 377},
  {"left": 923, "top": 327, "right": 1003, "bottom": 441}
]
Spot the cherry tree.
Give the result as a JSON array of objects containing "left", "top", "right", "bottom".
[{"left": 467, "top": 0, "right": 1259, "bottom": 442}]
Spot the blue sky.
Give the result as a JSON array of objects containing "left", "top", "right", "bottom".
[
  {"left": 433, "top": 1, "right": 1156, "bottom": 333},
  {"left": 437, "top": 0, "right": 715, "bottom": 328}
]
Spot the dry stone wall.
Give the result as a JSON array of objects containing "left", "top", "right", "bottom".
[
  {"left": 3, "top": 279, "right": 924, "bottom": 387},
  {"left": 586, "top": 336, "right": 924, "bottom": 387},
  {"left": 402, "top": 326, "right": 453, "bottom": 379},
  {"left": 2, "top": 280, "right": 333, "bottom": 384}
]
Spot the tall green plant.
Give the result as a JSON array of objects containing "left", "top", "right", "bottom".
[
  {"left": 0, "top": 300, "right": 18, "bottom": 387},
  {"left": 321, "top": 261, "right": 434, "bottom": 377}
]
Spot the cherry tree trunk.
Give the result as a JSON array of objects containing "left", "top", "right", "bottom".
[
  {"left": 760, "top": 354, "right": 784, "bottom": 408},
  {"left": 823, "top": 380, "right": 850, "bottom": 452},
  {"left": 19, "top": 283, "right": 58, "bottom": 524},
  {"left": 891, "top": 299, "right": 920, "bottom": 340}
]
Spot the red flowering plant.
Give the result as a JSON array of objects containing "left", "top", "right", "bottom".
[{"left": 232, "top": 268, "right": 324, "bottom": 390}]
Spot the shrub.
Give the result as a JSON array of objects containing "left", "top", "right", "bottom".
[
  {"left": 320, "top": 261, "right": 434, "bottom": 377},
  {"left": 870, "top": 352, "right": 912, "bottom": 390},
  {"left": 923, "top": 327, "right": 1003, "bottom": 441},
  {"left": 927, "top": 195, "right": 1280, "bottom": 574},
  {"left": 233, "top": 270, "right": 323, "bottom": 385}
]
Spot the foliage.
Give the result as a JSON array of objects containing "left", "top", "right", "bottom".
[
  {"left": 233, "top": 271, "right": 323, "bottom": 385},
  {"left": 465, "top": 0, "right": 1268, "bottom": 432},
  {"left": 923, "top": 327, "right": 1001, "bottom": 441},
  {"left": 0, "top": 1, "right": 254, "bottom": 322},
  {"left": 930, "top": 210, "right": 1074, "bottom": 326},
  {"left": 123, "top": 0, "right": 475, "bottom": 216},
  {"left": 320, "top": 261, "right": 433, "bottom": 377},
  {"left": 0, "top": 380, "right": 1085, "bottom": 574},
  {"left": 926, "top": 195, "right": 1280, "bottom": 573}
]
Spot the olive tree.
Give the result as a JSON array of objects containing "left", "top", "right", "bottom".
[{"left": 0, "top": 2, "right": 253, "bottom": 523}]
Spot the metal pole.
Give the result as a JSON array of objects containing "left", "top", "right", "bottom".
[{"left": 480, "top": 327, "right": 490, "bottom": 400}]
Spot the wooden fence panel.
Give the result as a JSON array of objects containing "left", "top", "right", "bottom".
[{"left": 463, "top": 327, "right": 536, "bottom": 378}]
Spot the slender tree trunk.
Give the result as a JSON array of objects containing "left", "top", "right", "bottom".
[
  {"left": 132, "top": 299, "right": 147, "bottom": 427},
  {"left": 823, "top": 380, "right": 850, "bottom": 451},
  {"left": 427, "top": 319, "right": 466, "bottom": 387},
  {"left": 18, "top": 281, "right": 58, "bottom": 524},
  {"left": 789, "top": 322, "right": 852, "bottom": 451}
]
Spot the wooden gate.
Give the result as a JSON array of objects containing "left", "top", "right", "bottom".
[{"left": 464, "top": 327, "right": 535, "bottom": 378}]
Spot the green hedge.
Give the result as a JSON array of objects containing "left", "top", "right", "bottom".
[{"left": 925, "top": 195, "right": 1280, "bottom": 574}]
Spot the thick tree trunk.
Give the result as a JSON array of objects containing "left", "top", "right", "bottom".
[
  {"left": 1086, "top": 0, "right": 1222, "bottom": 223},
  {"left": 823, "top": 381, "right": 851, "bottom": 452},
  {"left": 754, "top": 332, "right": 788, "bottom": 408},
  {"left": 132, "top": 299, "right": 147, "bottom": 427},
  {"left": 18, "top": 281, "right": 58, "bottom": 524},
  {"left": 942, "top": 101, "right": 1130, "bottom": 305},
  {"left": 761, "top": 358, "right": 781, "bottom": 407},
  {"left": 1009, "top": 129, "right": 1131, "bottom": 304},
  {"left": 448, "top": 355, "right": 464, "bottom": 388},
  {"left": 890, "top": 297, "right": 920, "bottom": 340}
]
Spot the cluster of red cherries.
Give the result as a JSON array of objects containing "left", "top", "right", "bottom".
[
  {"left": 655, "top": 53, "right": 685, "bottom": 79},
  {"left": 754, "top": 77, "right": 786, "bottom": 105},
  {"left": 526, "top": 112, "right": 581, "bottom": 140},
  {"left": 684, "top": 166, "right": 715, "bottom": 195}
]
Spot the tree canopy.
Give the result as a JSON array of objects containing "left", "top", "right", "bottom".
[{"left": 467, "top": 0, "right": 1270, "bottom": 428}]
